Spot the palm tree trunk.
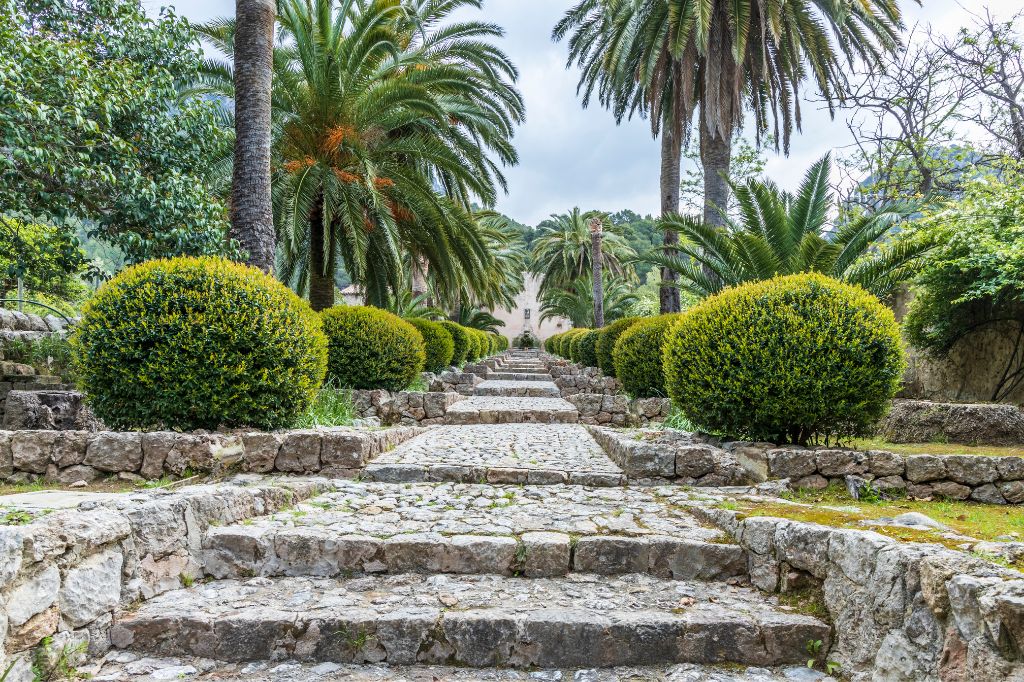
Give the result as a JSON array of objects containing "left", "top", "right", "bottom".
[
  {"left": 700, "top": 130, "right": 732, "bottom": 227},
  {"left": 659, "top": 126, "right": 682, "bottom": 314},
  {"left": 591, "top": 227, "right": 604, "bottom": 327},
  {"left": 411, "top": 255, "right": 429, "bottom": 298},
  {"left": 231, "top": 0, "right": 276, "bottom": 273},
  {"left": 308, "top": 197, "right": 335, "bottom": 311}
]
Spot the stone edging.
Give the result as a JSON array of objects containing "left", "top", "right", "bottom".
[
  {"left": 0, "top": 427, "right": 424, "bottom": 484},
  {"left": 0, "top": 477, "right": 330, "bottom": 676},
  {"left": 693, "top": 505, "right": 1024, "bottom": 681}
]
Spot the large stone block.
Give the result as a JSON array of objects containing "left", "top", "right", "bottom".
[
  {"left": 767, "top": 449, "right": 818, "bottom": 479},
  {"left": 6, "top": 564, "right": 59, "bottom": 627},
  {"left": 943, "top": 455, "right": 998, "bottom": 486},
  {"left": 84, "top": 432, "right": 143, "bottom": 473},
  {"left": 906, "top": 455, "right": 947, "bottom": 482},
  {"left": 275, "top": 431, "right": 322, "bottom": 472},
  {"left": 59, "top": 549, "right": 123, "bottom": 627},
  {"left": 11, "top": 431, "right": 58, "bottom": 473}
]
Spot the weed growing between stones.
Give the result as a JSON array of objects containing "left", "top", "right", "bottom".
[{"left": 294, "top": 380, "right": 357, "bottom": 428}]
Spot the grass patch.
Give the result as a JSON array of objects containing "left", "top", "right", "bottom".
[
  {"left": 663, "top": 407, "right": 696, "bottom": 431},
  {"left": 294, "top": 381, "right": 357, "bottom": 428},
  {"left": 727, "top": 483, "right": 1024, "bottom": 564},
  {"left": 406, "top": 375, "right": 429, "bottom": 392},
  {"left": 850, "top": 437, "right": 1024, "bottom": 458},
  {"left": 777, "top": 587, "right": 829, "bottom": 620}
]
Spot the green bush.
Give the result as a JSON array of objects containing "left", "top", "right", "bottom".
[
  {"left": 568, "top": 328, "right": 591, "bottom": 363},
  {"left": 439, "top": 321, "right": 470, "bottom": 365},
  {"left": 71, "top": 256, "right": 327, "bottom": 430},
  {"left": 544, "top": 333, "right": 560, "bottom": 354},
  {"left": 612, "top": 314, "right": 680, "bottom": 398},
  {"left": 321, "top": 305, "right": 425, "bottom": 390},
  {"left": 576, "top": 329, "right": 600, "bottom": 367},
  {"left": 464, "top": 329, "right": 482, "bottom": 361},
  {"left": 663, "top": 273, "right": 905, "bottom": 444},
  {"left": 560, "top": 329, "right": 585, "bottom": 359},
  {"left": 406, "top": 318, "right": 455, "bottom": 373},
  {"left": 596, "top": 317, "right": 640, "bottom": 376}
]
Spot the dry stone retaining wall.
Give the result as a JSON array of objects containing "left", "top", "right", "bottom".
[
  {"left": 0, "top": 308, "right": 71, "bottom": 343},
  {"left": 350, "top": 390, "right": 465, "bottom": 425},
  {"left": 0, "top": 478, "right": 329, "bottom": 678},
  {"left": 568, "top": 394, "right": 671, "bottom": 427},
  {"left": 696, "top": 506, "right": 1024, "bottom": 681},
  {"left": 0, "top": 427, "right": 423, "bottom": 484},
  {"left": 878, "top": 399, "right": 1024, "bottom": 446}
]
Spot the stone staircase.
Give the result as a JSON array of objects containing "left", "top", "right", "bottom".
[{"left": 104, "top": 351, "right": 832, "bottom": 676}]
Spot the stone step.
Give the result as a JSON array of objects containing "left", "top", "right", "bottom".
[
  {"left": 86, "top": 657, "right": 853, "bottom": 681},
  {"left": 474, "top": 379, "right": 560, "bottom": 398},
  {"left": 445, "top": 397, "right": 578, "bottom": 424},
  {"left": 202, "top": 481, "right": 745, "bottom": 581},
  {"left": 487, "top": 372, "right": 553, "bottom": 382},
  {"left": 362, "top": 424, "right": 626, "bottom": 486},
  {"left": 110, "top": 574, "right": 829, "bottom": 669}
]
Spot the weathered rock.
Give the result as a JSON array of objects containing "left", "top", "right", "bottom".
[
  {"left": 969, "top": 483, "right": 1006, "bottom": 505},
  {"left": 878, "top": 399, "right": 1024, "bottom": 445},
  {"left": 59, "top": 549, "right": 123, "bottom": 627},
  {"left": 906, "top": 455, "right": 947, "bottom": 483},
  {"left": 11, "top": 430, "right": 58, "bottom": 473},
  {"left": 6, "top": 564, "right": 60, "bottom": 627},
  {"left": 85, "top": 432, "right": 143, "bottom": 473},
  {"left": 943, "top": 455, "right": 998, "bottom": 486},
  {"left": 931, "top": 480, "right": 973, "bottom": 500}
]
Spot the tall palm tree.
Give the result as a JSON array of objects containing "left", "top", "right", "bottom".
[
  {"left": 556, "top": 0, "right": 908, "bottom": 308},
  {"left": 455, "top": 306, "right": 505, "bottom": 334},
  {"left": 540, "top": 277, "right": 640, "bottom": 328},
  {"left": 197, "top": 0, "right": 524, "bottom": 309},
  {"left": 531, "top": 208, "right": 636, "bottom": 295},
  {"left": 231, "top": 0, "right": 276, "bottom": 272},
  {"left": 646, "top": 155, "right": 929, "bottom": 299}
]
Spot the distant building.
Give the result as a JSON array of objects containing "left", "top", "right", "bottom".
[{"left": 490, "top": 274, "right": 569, "bottom": 342}]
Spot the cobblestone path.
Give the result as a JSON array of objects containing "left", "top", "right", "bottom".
[{"left": 100, "top": 351, "right": 834, "bottom": 681}]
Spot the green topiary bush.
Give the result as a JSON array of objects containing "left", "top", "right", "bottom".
[
  {"left": 596, "top": 317, "right": 640, "bottom": 376},
  {"left": 464, "top": 329, "right": 482, "bottom": 361},
  {"left": 405, "top": 318, "right": 455, "bottom": 373},
  {"left": 576, "top": 329, "right": 601, "bottom": 367},
  {"left": 544, "top": 333, "right": 560, "bottom": 354},
  {"left": 71, "top": 256, "right": 327, "bottom": 430},
  {"left": 568, "top": 328, "right": 591, "bottom": 364},
  {"left": 663, "top": 273, "right": 905, "bottom": 444},
  {"left": 612, "top": 314, "right": 680, "bottom": 398},
  {"left": 439, "top": 321, "right": 470, "bottom": 366},
  {"left": 320, "top": 305, "right": 426, "bottom": 390},
  {"left": 560, "top": 329, "right": 584, "bottom": 359}
]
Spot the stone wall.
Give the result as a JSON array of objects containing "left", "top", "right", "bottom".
[
  {"left": 548, "top": 361, "right": 620, "bottom": 396},
  {"left": 587, "top": 427, "right": 755, "bottom": 484},
  {"left": 695, "top": 507, "right": 1024, "bottom": 681},
  {"left": 0, "top": 427, "right": 423, "bottom": 484},
  {"left": 0, "top": 478, "right": 329, "bottom": 678},
  {"left": 428, "top": 371, "right": 483, "bottom": 396},
  {"left": 878, "top": 399, "right": 1024, "bottom": 446},
  {"left": 568, "top": 394, "right": 671, "bottom": 427},
  {"left": 0, "top": 308, "right": 71, "bottom": 343},
  {"left": 2, "top": 390, "right": 97, "bottom": 431},
  {"left": 350, "top": 391, "right": 465, "bottom": 426}
]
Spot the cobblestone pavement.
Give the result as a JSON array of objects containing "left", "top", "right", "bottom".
[
  {"left": 445, "top": 396, "right": 580, "bottom": 424},
  {"left": 89, "top": 653, "right": 836, "bottom": 681},
  {"left": 110, "top": 573, "right": 829, "bottom": 668}
]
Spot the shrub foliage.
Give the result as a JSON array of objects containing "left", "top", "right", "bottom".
[
  {"left": 596, "top": 317, "right": 640, "bottom": 376},
  {"left": 612, "top": 314, "right": 679, "bottom": 398},
  {"left": 663, "top": 274, "right": 905, "bottom": 444},
  {"left": 71, "top": 257, "right": 327, "bottom": 430},
  {"left": 321, "top": 305, "right": 425, "bottom": 390},
  {"left": 439, "top": 321, "right": 470, "bottom": 365},
  {"left": 406, "top": 318, "right": 455, "bottom": 373},
  {"left": 576, "top": 329, "right": 601, "bottom": 367}
]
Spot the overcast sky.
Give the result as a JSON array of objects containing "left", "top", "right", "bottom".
[{"left": 146, "top": 0, "right": 1021, "bottom": 226}]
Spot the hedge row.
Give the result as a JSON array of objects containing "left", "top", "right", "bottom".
[
  {"left": 72, "top": 257, "right": 507, "bottom": 430},
  {"left": 543, "top": 274, "right": 905, "bottom": 443}
]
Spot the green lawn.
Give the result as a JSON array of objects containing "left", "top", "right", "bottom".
[{"left": 851, "top": 438, "right": 1024, "bottom": 458}]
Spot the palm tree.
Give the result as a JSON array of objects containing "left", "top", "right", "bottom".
[
  {"left": 231, "top": 0, "right": 276, "bottom": 273},
  {"left": 556, "top": 0, "right": 908, "bottom": 307},
  {"left": 198, "top": 0, "right": 524, "bottom": 310},
  {"left": 454, "top": 306, "right": 505, "bottom": 334},
  {"left": 646, "top": 155, "right": 929, "bottom": 299},
  {"left": 531, "top": 208, "right": 636, "bottom": 295},
  {"left": 540, "top": 277, "right": 640, "bottom": 328}
]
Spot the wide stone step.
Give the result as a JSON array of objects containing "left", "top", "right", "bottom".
[
  {"left": 363, "top": 424, "right": 625, "bottom": 486},
  {"left": 202, "top": 481, "right": 745, "bottom": 581},
  {"left": 487, "top": 372, "right": 553, "bottom": 382},
  {"left": 474, "top": 379, "right": 560, "bottom": 398},
  {"left": 445, "top": 396, "right": 578, "bottom": 424},
  {"left": 110, "top": 574, "right": 829, "bottom": 669}
]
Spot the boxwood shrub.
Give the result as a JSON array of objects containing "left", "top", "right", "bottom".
[
  {"left": 555, "top": 329, "right": 580, "bottom": 359},
  {"left": 439, "top": 321, "right": 470, "bottom": 365},
  {"left": 321, "top": 306, "right": 425, "bottom": 390},
  {"left": 71, "top": 256, "right": 327, "bottom": 430},
  {"left": 576, "top": 329, "right": 601, "bottom": 368},
  {"left": 406, "top": 318, "right": 455, "bottom": 373},
  {"left": 568, "top": 328, "right": 591, "bottom": 364},
  {"left": 544, "top": 333, "right": 561, "bottom": 354},
  {"left": 612, "top": 314, "right": 680, "bottom": 398},
  {"left": 596, "top": 317, "right": 640, "bottom": 377},
  {"left": 663, "top": 273, "right": 905, "bottom": 444}
]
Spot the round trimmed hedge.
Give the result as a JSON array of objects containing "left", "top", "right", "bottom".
[
  {"left": 576, "top": 329, "right": 600, "bottom": 368},
  {"left": 663, "top": 273, "right": 905, "bottom": 444},
  {"left": 612, "top": 314, "right": 680, "bottom": 398},
  {"left": 596, "top": 317, "right": 640, "bottom": 376},
  {"left": 439, "top": 321, "right": 470, "bottom": 365},
  {"left": 321, "top": 306, "right": 425, "bottom": 390},
  {"left": 568, "top": 328, "right": 591, "bottom": 364},
  {"left": 71, "top": 256, "right": 327, "bottom": 430},
  {"left": 406, "top": 318, "right": 455, "bottom": 373},
  {"left": 557, "top": 329, "right": 583, "bottom": 359},
  {"left": 544, "top": 333, "right": 560, "bottom": 354}
]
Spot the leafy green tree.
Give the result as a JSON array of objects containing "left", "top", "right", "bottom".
[
  {"left": 0, "top": 218, "right": 90, "bottom": 305},
  {"left": 197, "top": 0, "right": 524, "bottom": 310},
  {"left": 531, "top": 208, "right": 636, "bottom": 294},
  {"left": 0, "top": 0, "right": 236, "bottom": 264},
  {"left": 540, "top": 277, "right": 640, "bottom": 328},
  {"left": 904, "top": 165, "right": 1024, "bottom": 402},
  {"left": 648, "top": 155, "right": 929, "bottom": 299}
]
